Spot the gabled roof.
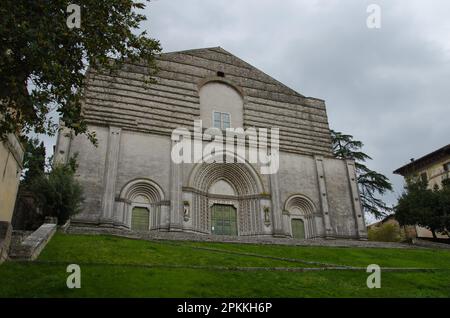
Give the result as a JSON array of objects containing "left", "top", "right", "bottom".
[
  {"left": 83, "top": 46, "right": 333, "bottom": 156},
  {"left": 160, "top": 46, "right": 318, "bottom": 101},
  {"left": 393, "top": 144, "right": 450, "bottom": 176}
]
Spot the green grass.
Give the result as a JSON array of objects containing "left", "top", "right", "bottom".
[
  {"left": 1, "top": 233, "right": 450, "bottom": 298},
  {"left": 184, "top": 241, "right": 450, "bottom": 268}
]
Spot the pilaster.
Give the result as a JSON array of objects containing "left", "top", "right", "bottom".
[
  {"left": 100, "top": 126, "right": 121, "bottom": 225},
  {"left": 345, "top": 160, "right": 367, "bottom": 239},
  {"left": 169, "top": 139, "right": 183, "bottom": 231},
  {"left": 314, "top": 155, "right": 334, "bottom": 238},
  {"left": 269, "top": 172, "right": 287, "bottom": 237}
]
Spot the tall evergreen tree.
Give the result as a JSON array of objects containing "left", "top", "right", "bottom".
[
  {"left": 331, "top": 130, "right": 393, "bottom": 219},
  {"left": 21, "top": 136, "right": 46, "bottom": 187}
]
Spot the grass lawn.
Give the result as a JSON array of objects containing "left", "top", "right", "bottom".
[{"left": 1, "top": 233, "right": 450, "bottom": 297}]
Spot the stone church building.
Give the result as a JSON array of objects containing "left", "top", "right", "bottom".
[{"left": 54, "top": 47, "right": 367, "bottom": 240}]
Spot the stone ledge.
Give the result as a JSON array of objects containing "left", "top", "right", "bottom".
[
  {"left": 9, "top": 223, "right": 57, "bottom": 261},
  {"left": 66, "top": 226, "right": 431, "bottom": 249},
  {"left": 411, "top": 238, "right": 450, "bottom": 250},
  {"left": 0, "top": 221, "right": 12, "bottom": 264}
]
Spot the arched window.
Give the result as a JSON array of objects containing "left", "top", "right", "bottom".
[{"left": 199, "top": 81, "right": 244, "bottom": 129}]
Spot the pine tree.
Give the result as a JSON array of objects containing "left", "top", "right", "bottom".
[{"left": 331, "top": 130, "right": 393, "bottom": 219}]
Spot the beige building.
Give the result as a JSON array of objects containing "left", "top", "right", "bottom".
[
  {"left": 0, "top": 133, "right": 24, "bottom": 262},
  {"left": 0, "top": 133, "right": 24, "bottom": 223},
  {"left": 394, "top": 144, "right": 450, "bottom": 239}
]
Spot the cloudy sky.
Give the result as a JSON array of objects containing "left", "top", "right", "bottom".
[
  {"left": 147, "top": 0, "right": 450, "bottom": 218},
  {"left": 42, "top": 0, "right": 450, "bottom": 222}
]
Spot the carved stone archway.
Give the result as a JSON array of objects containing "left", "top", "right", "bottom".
[
  {"left": 118, "top": 178, "right": 165, "bottom": 230},
  {"left": 284, "top": 194, "right": 317, "bottom": 239},
  {"left": 187, "top": 152, "right": 266, "bottom": 235}
]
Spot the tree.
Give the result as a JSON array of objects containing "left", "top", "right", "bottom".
[
  {"left": 0, "top": 0, "right": 161, "bottom": 142},
  {"left": 20, "top": 136, "right": 46, "bottom": 187},
  {"left": 30, "top": 156, "right": 84, "bottom": 225},
  {"left": 396, "top": 177, "right": 450, "bottom": 238},
  {"left": 331, "top": 130, "right": 393, "bottom": 219}
]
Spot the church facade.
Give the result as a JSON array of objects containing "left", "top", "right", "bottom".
[{"left": 54, "top": 47, "right": 367, "bottom": 240}]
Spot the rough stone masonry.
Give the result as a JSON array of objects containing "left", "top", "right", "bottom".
[{"left": 54, "top": 47, "right": 367, "bottom": 240}]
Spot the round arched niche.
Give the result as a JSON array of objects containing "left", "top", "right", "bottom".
[
  {"left": 199, "top": 81, "right": 244, "bottom": 129},
  {"left": 119, "top": 178, "right": 165, "bottom": 203},
  {"left": 284, "top": 194, "right": 315, "bottom": 216}
]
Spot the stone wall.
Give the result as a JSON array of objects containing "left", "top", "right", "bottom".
[
  {"left": 0, "top": 221, "right": 12, "bottom": 263},
  {"left": 9, "top": 223, "right": 57, "bottom": 261},
  {"left": 62, "top": 125, "right": 366, "bottom": 239},
  {"left": 81, "top": 47, "right": 333, "bottom": 157},
  {"left": 54, "top": 47, "right": 366, "bottom": 240}
]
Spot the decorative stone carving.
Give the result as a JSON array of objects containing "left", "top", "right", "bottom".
[
  {"left": 263, "top": 206, "right": 271, "bottom": 226},
  {"left": 183, "top": 200, "right": 190, "bottom": 222}
]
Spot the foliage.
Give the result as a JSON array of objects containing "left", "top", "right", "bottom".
[
  {"left": 368, "top": 223, "right": 401, "bottom": 242},
  {"left": 396, "top": 177, "right": 450, "bottom": 238},
  {"left": 20, "top": 136, "right": 46, "bottom": 187},
  {"left": 0, "top": 0, "right": 161, "bottom": 142},
  {"left": 30, "top": 156, "right": 83, "bottom": 225},
  {"left": 331, "top": 130, "right": 393, "bottom": 218}
]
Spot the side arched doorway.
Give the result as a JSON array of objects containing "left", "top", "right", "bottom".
[
  {"left": 119, "top": 178, "right": 165, "bottom": 231},
  {"left": 284, "top": 194, "right": 317, "bottom": 239}
]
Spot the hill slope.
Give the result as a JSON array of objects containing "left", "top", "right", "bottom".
[{"left": 1, "top": 233, "right": 450, "bottom": 297}]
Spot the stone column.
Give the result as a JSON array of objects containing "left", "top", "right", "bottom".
[
  {"left": 100, "top": 126, "right": 121, "bottom": 226},
  {"left": 314, "top": 155, "right": 334, "bottom": 238},
  {"left": 345, "top": 160, "right": 368, "bottom": 239},
  {"left": 169, "top": 140, "right": 183, "bottom": 231},
  {"left": 269, "top": 172, "right": 287, "bottom": 237}
]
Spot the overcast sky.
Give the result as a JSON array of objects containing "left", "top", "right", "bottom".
[{"left": 41, "top": 0, "right": 450, "bottom": 222}]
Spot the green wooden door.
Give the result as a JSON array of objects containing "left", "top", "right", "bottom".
[
  {"left": 131, "top": 207, "right": 149, "bottom": 231},
  {"left": 291, "top": 219, "right": 305, "bottom": 239},
  {"left": 211, "top": 204, "right": 237, "bottom": 236}
]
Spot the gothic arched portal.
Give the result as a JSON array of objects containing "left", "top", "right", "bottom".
[{"left": 187, "top": 154, "right": 266, "bottom": 236}]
